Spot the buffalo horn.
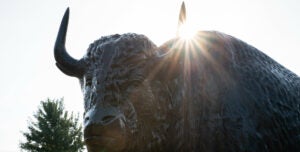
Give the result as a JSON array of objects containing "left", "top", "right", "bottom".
[
  {"left": 54, "top": 8, "right": 85, "bottom": 77},
  {"left": 177, "top": 2, "right": 186, "bottom": 36}
]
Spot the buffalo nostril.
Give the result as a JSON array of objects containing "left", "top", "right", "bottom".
[{"left": 102, "top": 115, "right": 116, "bottom": 123}]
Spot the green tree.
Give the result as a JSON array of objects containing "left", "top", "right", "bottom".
[{"left": 20, "top": 98, "right": 84, "bottom": 152}]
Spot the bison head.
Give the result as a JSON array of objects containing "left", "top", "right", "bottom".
[{"left": 54, "top": 6, "right": 187, "bottom": 151}]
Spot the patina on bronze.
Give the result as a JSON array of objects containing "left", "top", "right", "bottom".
[{"left": 54, "top": 2, "right": 300, "bottom": 152}]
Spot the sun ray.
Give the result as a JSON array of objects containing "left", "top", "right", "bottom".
[{"left": 178, "top": 22, "right": 197, "bottom": 40}]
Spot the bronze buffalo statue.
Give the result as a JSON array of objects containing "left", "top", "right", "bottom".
[{"left": 54, "top": 3, "right": 300, "bottom": 152}]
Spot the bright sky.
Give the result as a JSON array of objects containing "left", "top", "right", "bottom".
[{"left": 0, "top": 0, "right": 299, "bottom": 151}]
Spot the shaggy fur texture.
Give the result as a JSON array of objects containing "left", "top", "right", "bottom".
[{"left": 76, "top": 31, "right": 300, "bottom": 152}]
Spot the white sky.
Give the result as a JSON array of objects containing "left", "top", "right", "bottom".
[{"left": 0, "top": 0, "right": 299, "bottom": 151}]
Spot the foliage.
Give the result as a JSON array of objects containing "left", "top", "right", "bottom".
[{"left": 20, "top": 98, "right": 84, "bottom": 152}]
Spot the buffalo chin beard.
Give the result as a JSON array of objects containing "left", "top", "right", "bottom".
[
  {"left": 85, "top": 133, "right": 127, "bottom": 152},
  {"left": 86, "top": 138, "right": 125, "bottom": 152},
  {"left": 84, "top": 118, "right": 129, "bottom": 152}
]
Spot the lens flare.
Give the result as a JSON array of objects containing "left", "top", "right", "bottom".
[{"left": 178, "top": 23, "right": 197, "bottom": 40}]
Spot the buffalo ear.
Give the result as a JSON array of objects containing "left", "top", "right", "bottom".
[{"left": 146, "top": 38, "right": 184, "bottom": 81}]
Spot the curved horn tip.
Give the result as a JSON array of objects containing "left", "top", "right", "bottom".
[
  {"left": 60, "top": 8, "right": 70, "bottom": 28},
  {"left": 179, "top": 1, "right": 186, "bottom": 23},
  {"left": 65, "top": 7, "right": 70, "bottom": 14},
  {"left": 54, "top": 7, "right": 70, "bottom": 49},
  {"left": 181, "top": 1, "right": 185, "bottom": 8},
  {"left": 177, "top": 1, "right": 187, "bottom": 36},
  {"left": 63, "top": 7, "right": 70, "bottom": 23}
]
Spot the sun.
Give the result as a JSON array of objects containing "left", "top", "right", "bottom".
[{"left": 177, "top": 22, "right": 197, "bottom": 40}]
